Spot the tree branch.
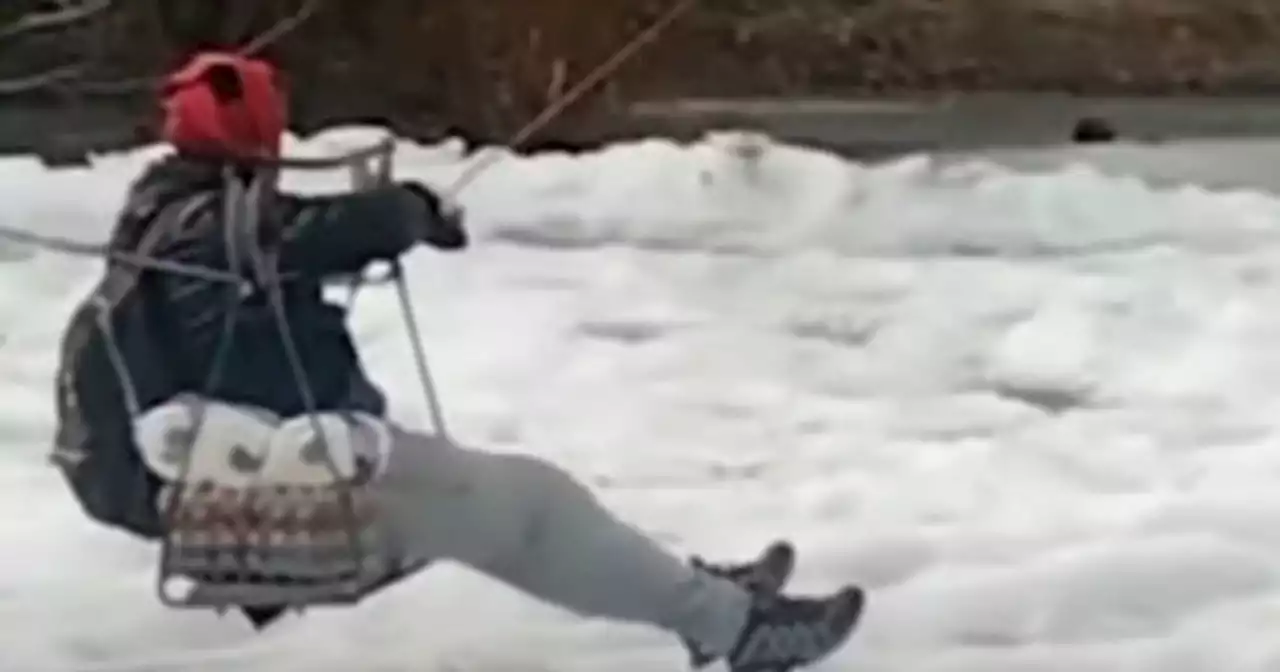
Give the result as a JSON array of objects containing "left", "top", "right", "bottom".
[
  {"left": 0, "top": 0, "right": 325, "bottom": 98},
  {"left": 0, "top": 63, "right": 82, "bottom": 95},
  {"left": 0, "top": 0, "right": 111, "bottom": 42},
  {"left": 241, "top": 0, "right": 324, "bottom": 55}
]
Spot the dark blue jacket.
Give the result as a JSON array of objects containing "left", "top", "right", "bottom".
[
  {"left": 52, "top": 154, "right": 465, "bottom": 540},
  {"left": 132, "top": 156, "right": 465, "bottom": 416}
]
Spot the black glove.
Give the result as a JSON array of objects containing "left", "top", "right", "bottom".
[{"left": 401, "top": 181, "right": 468, "bottom": 251}]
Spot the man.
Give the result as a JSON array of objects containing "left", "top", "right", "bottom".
[{"left": 51, "top": 50, "right": 865, "bottom": 671}]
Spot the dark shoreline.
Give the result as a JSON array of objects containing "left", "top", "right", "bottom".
[{"left": 9, "top": 94, "right": 1280, "bottom": 164}]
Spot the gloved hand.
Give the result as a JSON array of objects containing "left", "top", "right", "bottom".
[{"left": 400, "top": 181, "right": 468, "bottom": 251}]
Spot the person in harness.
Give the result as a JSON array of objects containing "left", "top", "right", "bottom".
[{"left": 51, "top": 50, "right": 866, "bottom": 671}]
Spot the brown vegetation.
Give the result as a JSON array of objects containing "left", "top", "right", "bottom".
[{"left": 4, "top": 0, "right": 1280, "bottom": 148}]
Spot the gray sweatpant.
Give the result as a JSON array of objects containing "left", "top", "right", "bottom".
[
  {"left": 133, "top": 397, "right": 749, "bottom": 654},
  {"left": 373, "top": 427, "right": 750, "bottom": 656}
]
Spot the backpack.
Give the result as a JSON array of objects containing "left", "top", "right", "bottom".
[{"left": 51, "top": 197, "right": 196, "bottom": 539}]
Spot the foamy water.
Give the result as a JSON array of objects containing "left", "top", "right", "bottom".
[{"left": 2, "top": 128, "right": 1280, "bottom": 671}]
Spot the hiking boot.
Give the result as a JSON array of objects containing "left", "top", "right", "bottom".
[
  {"left": 726, "top": 585, "right": 865, "bottom": 672},
  {"left": 684, "top": 540, "right": 796, "bottom": 668}
]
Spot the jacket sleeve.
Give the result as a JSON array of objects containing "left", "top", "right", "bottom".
[{"left": 272, "top": 185, "right": 426, "bottom": 277}]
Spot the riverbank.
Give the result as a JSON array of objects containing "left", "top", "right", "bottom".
[
  {"left": 9, "top": 94, "right": 1280, "bottom": 165},
  {"left": 628, "top": 94, "right": 1280, "bottom": 158}
]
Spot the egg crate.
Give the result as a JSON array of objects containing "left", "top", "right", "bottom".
[{"left": 156, "top": 480, "right": 390, "bottom": 608}]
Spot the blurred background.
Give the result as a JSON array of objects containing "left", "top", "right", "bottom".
[{"left": 5, "top": 0, "right": 1280, "bottom": 160}]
